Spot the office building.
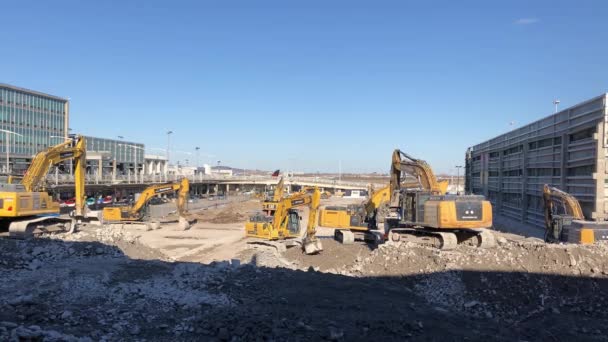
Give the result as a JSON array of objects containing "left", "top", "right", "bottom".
[{"left": 0, "top": 83, "right": 68, "bottom": 173}]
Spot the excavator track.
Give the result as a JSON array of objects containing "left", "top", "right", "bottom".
[
  {"left": 476, "top": 229, "right": 496, "bottom": 248},
  {"left": 388, "top": 228, "right": 457, "bottom": 250},
  {"left": 9, "top": 216, "right": 74, "bottom": 239},
  {"left": 387, "top": 228, "right": 496, "bottom": 250},
  {"left": 246, "top": 238, "right": 304, "bottom": 253}
]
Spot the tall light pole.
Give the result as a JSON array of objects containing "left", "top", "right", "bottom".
[
  {"left": 553, "top": 99, "right": 560, "bottom": 113},
  {"left": 0, "top": 129, "right": 23, "bottom": 174},
  {"left": 195, "top": 147, "right": 200, "bottom": 169},
  {"left": 455, "top": 165, "right": 463, "bottom": 195},
  {"left": 166, "top": 130, "right": 173, "bottom": 165}
]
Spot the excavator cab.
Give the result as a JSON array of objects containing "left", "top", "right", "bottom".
[{"left": 286, "top": 210, "right": 301, "bottom": 235}]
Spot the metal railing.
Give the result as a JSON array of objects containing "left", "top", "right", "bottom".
[{"left": 42, "top": 173, "right": 374, "bottom": 188}]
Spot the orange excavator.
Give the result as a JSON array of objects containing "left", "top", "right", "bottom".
[
  {"left": 543, "top": 184, "right": 608, "bottom": 244},
  {"left": 383, "top": 149, "right": 495, "bottom": 250}
]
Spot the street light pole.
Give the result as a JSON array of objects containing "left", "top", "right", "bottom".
[
  {"left": 455, "top": 165, "right": 463, "bottom": 195},
  {"left": 553, "top": 99, "right": 560, "bottom": 113},
  {"left": 167, "top": 130, "right": 173, "bottom": 166},
  {"left": 0, "top": 129, "right": 23, "bottom": 174},
  {"left": 195, "top": 146, "right": 200, "bottom": 169}
]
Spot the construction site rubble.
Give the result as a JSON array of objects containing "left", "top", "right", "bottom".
[{"left": 1, "top": 231, "right": 608, "bottom": 340}]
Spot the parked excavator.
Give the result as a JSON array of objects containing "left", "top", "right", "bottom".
[
  {"left": 101, "top": 178, "right": 193, "bottom": 230},
  {"left": 2, "top": 135, "right": 91, "bottom": 238},
  {"left": 543, "top": 184, "right": 608, "bottom": 244},
  {"left": 245, "top": 186, "right": 323, "bottom": 254},
  {"left": 319, "top": 185, "right": 390, "bottom": 244},
  {"left": 383, "top": 149, "right": 494, "bottom": 250}
]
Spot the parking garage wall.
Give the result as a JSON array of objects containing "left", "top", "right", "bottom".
[{"left": 465, "top": 94, "right": 608, "bottom": 227}]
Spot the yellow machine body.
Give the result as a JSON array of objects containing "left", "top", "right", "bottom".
[
  {"left": 0, "top": 190, "right": 60, "bottom": 218},
  {"left": 318, "top": 206, "right": 368, "bottom": 232},
  {"left": 423, "top": 199, "right": 493, "bottom": 229}
]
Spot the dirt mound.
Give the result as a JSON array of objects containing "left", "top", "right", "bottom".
[
  {"left": 210, "top": 208, "right": 247, "bottom": 224},
  {"left": 194, "top": 200, "right": 260, "bottom": 224}
]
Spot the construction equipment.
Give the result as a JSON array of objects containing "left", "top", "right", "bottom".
[
  {"left": 383, "top": 149, "right": 494, "bottom": 250},
  {"left": 256, "top": 176, "right": 285, "bottom": 205},
  {"left": 543, "top": 184, "right": 608, "bottom": 244},
  {"left": 319, "top": 185, "right": 390, "bottom": 244},
  {"left": 101, "top": 178, "right": 192, "bottom": 230},
  {"left": 301, "top": 186, "right": 331, "bottom": 199},
  {"left": 3, "top": 135, "right": 89, "bottom": 238},
  {"left": 245, "top": 187, "right": 323, "bottom": 254}
]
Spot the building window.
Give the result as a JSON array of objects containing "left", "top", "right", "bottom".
[{"left": 569, "top": 127, "right": 594, "bottom": 142}]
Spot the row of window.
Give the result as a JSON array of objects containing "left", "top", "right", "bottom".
[
  {"left": 474, "top": 127, "right": 595, "bottom": 162},
  {"left": 529, "top": 137, "right": 562, "bottom": 150},
  {"left": 0, "top": 125, "right": 67, "bottom": 155},
  {"left": 86, "top": 137, "right": 144, "bottom": 163},
  {"left": 481, "top": 165, "right": 593, "bottom": 178},
  {"left": 0, "top": 105, "right": 64, "bottom": 132},
  {"left": 0, "top": 88, "right": 66, "bottom": 114}
]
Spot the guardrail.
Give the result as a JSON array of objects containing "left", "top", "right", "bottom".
[{"left": 41, "top": 173, "right": 375, "bottom": 188}]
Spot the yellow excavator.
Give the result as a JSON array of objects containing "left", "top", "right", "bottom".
[
  {"left": 101, "top": 178, "right": 192, "bottom": 230},
  {"left": 543, "top": 184, "right": 608, "bottom": 244},
  {"left": 383, "top": 149, "right": 494, "bottom": 250},
  {"left": 2, "top": 135, "right": 89, "bottom": 238},
  {"left": 245, "top": 186, "right": 323, "bottom": 254},
  {"left": 319, "top": 185, "right": 390, "bottom": 244}
]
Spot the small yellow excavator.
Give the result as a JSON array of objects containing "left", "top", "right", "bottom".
[
  {"left": 543, "top": 184, "right": 608, "bottom": 244},
  {"left": 101, "top": 178, "right": 192, "bottom": 230},
  {"left": 383, "top": 149, "right": 494, "bottom": 250},
  {"left": 245, "top": 187, "right": 323, "bottom": 254},
  {"left": 318, "top": 185, "right": 390, "bottom": 244},
  {"left": 2, "top": 135, "right": 90, "bottom": 238}
]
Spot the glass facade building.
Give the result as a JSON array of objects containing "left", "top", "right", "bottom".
[
  {"left": 84, "top": 136, "right": 144, "bottom": 175},
  {"left": 0, "top": 83, "right": 68, "bottom": 173}
]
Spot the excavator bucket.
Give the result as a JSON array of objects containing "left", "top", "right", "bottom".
[
  {"left": 303, "top": 237, "right": 323, "bottom": 255},
  {"left": 177, "top": 216, "right": 193, "bottom": 230}
]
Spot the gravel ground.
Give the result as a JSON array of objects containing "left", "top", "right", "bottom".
[{"left": 1, "top": 228, "right": 608, "bottom": 341}]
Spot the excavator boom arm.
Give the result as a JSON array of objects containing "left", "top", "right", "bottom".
[
  {"left": 305, "top": 188, "right": 321, "bottom": 240},
  {"left": 364, "top": 185, "right": 390, "bottom": 216},
  {"left": 272, "top": 177, "right": 285, "bottom": 201},
  {"left": 129, "top": 179, "right": 189, "bottom": 216},
  {"left": 390, "top": 149, "right": 448, "bottom": 198},
  {"left": 543, "top": 184, "right": 585, "bottom": 228},
  {"left": 20, "top": 136, "right": 87, "bottom": 217}
]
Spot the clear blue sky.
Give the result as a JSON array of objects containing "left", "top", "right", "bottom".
[{"left": 1, "top": 0, "right": 607, "bottom": 174}]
